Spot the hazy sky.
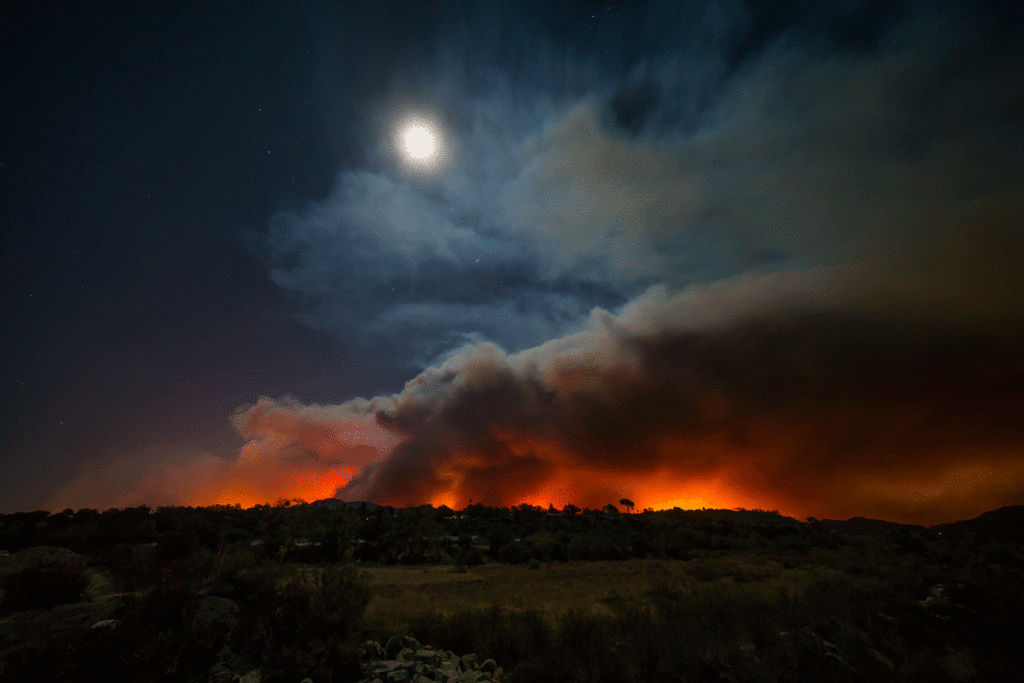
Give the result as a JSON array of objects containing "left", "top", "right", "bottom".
[{"left": 3, "top": 1, "right": 1022, "bottom": 523}]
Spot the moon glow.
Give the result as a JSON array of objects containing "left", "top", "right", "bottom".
[{"left": 404, "top": 125, "right": 436, "bottom": 160}]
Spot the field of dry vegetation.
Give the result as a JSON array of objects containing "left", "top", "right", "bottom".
[
  {"left": 1, "top": 502, "right": 1021, "bottom": 682},
  {"left": 364, "top": 553, "right": 838, "bottom": 627},
  {"left": 359, "top": 546, "right": 1022, "bottom": 683}
]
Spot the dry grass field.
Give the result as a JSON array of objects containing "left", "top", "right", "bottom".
[{"left": 363, "top": 551, "right": 859, "bottom": 633}]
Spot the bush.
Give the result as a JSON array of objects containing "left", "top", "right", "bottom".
[
  {"left": 455, "top": 546, "right": 485, "bottom": 567},
  {"left": 1, "top": 565, "right": 90, "bottom": 611},
  {"left": 277, "top": 564, "right": 370, "bottom": 637},
  {"left": 528, "top": 559, "right": 541, "bottom": 570},
  {"left": 229, "top": 563, "right": 370, "bottom": 683}
]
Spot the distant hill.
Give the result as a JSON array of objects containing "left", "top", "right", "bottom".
[
  {"left": 302, "top": 499, "right": 1024, "bottom": 540},
  {"left": 817, "top": 517, "right": 928, "bottom": 534},
  {"left": 931, "top": 505, "right": 1024, "bottom": 540},
  {"left": 310, "top": 498, "right": 392, "bottom": 512}
]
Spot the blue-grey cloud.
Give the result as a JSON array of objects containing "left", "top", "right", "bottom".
[{"left": 261, "top": 1, "right": 1022, "bottom": 372}]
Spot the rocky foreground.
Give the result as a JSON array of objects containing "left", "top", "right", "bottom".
[{"left": 358, "top": 636, "right": 504, "bottom": 683}]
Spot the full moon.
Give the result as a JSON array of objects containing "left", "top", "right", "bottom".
[{"left": 404, "top": 125, "right": 435, "bottom": 160}]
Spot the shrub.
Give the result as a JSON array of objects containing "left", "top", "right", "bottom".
[
  {"left": 1, "top": 565, "right": 90, "bottom": 611},
  {"left": 233, "top": 564, "right": 371, "bottom": 683},
  {"left": 289, "top": 564, "right": 370, "bottom": 636},
  {"left": 455, "top": 546, "right": 485, "bottom": 567},
  {"left": 528, "top": 558, "right": 541, "bottom": 570}
]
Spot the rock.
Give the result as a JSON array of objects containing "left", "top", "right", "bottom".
[
  {"left": 868, "top": 647, "right": 895, "bottom": 670},
  {"left": 493, "top": 666, "right": 503, "bottom": 681},
  {"left": 239, "top": 670, "right": 261, "bottom": 683},
  {"left": 415, "top": 649, "right": 442, "bottom": 666},
  {"left": 387, "top": 670, "right": 410, "bottom": 683},
  {"left": 360, "top": 640, "right": 501, "bottom": 683},
  {"left": 91, "top": 618, "right": 120, "bottom": 630},
  {"left": 385, "top": 636, "right": 405, "bottom": 659},
  {"left": 363, "top": 640, "right": 387, "bottom": 660},
  {"left": 207, "top": 663, "right": 235, "bottom": 683},
  {"left": 0, "top": 546, "right": 87, "bottom": 577},
  {"left": 385, "top": 635, "right": 421, "bottom": 659},
  {"left": 479, "top": 659, "right": 497, "bottom": 673},
  {"left": 187, "top": 596, "right": 240, "bottom": 649}
]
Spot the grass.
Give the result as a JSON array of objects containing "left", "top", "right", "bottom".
[
  {"left": 362, "top": 568, "right": 872, "bottom": 683},
  {"left": 362, "top": 552, "right": 852, "bottom": 635},
  {"left": 360, "top": 548, "right": 1024, "bottom": 682}
]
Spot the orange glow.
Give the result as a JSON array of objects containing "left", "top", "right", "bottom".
[{"left": 210, "top": 468, "right": 356, "bottom": 509}]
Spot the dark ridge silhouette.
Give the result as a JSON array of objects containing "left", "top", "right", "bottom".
[
  {"left": 817, "top": 517, "right": 929, "bottom": 534},
  {"left": 931, "top": 504, "right": 1024, "bottom": 539},
  {"left": 310, "top": 498, "right": 393, "bottom": 512}
]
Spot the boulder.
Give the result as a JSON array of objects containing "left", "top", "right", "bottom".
[
  {"left": 207, "top": 663, "right": 236, "bottom": 683},
  {"left": 868, "top": 647, "right": 895, "bottom": 670},
  {"left": 385, "top": 635, "right": 421, "bottom": 659},
  {"left": 91, "top": 618, "right": 120, "bottom": 630},
  {"left": 415, "top": 648, "right": 442, "bottom": 665},
  {"left": 186, "top": 596, "right": 240, "bottom": 649},
  {"left": 0, "top": 546, "right": 87, "bottom": 577},
  {"left": 385, "top": 636, "right": 405, "bottom": 659},
  {"left": 386, "top": 670, "right": 410, "bottom": 683},
  {"left": 360, "top": 639, "right": 500, "bottom": 683},
  {"left": 362, "top": 639, "right": 388, "bottom": 660}
]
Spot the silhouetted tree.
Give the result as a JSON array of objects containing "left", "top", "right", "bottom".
[{"left": 620, "top": 499, "right": 635, "bottom": 514}]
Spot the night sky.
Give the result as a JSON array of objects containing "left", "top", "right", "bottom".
[{"left": 3, "top": 1, "right": 1022, "bottom": 524}]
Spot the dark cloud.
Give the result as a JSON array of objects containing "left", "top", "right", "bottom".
[{"left": 310, "top": 273, "right": 1022, "bottom": 524}]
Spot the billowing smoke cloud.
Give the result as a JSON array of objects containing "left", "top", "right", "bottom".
[
  {"left": 234, "top": 270, "right": 1022, "bottom": 524},
  {"left": 49, "top": 400, "right": 393, "bottom": 510}
]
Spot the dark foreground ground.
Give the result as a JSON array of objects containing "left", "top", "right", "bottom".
[{"left": 1, "top": 503, "right": 1021, "bottom": 682}]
